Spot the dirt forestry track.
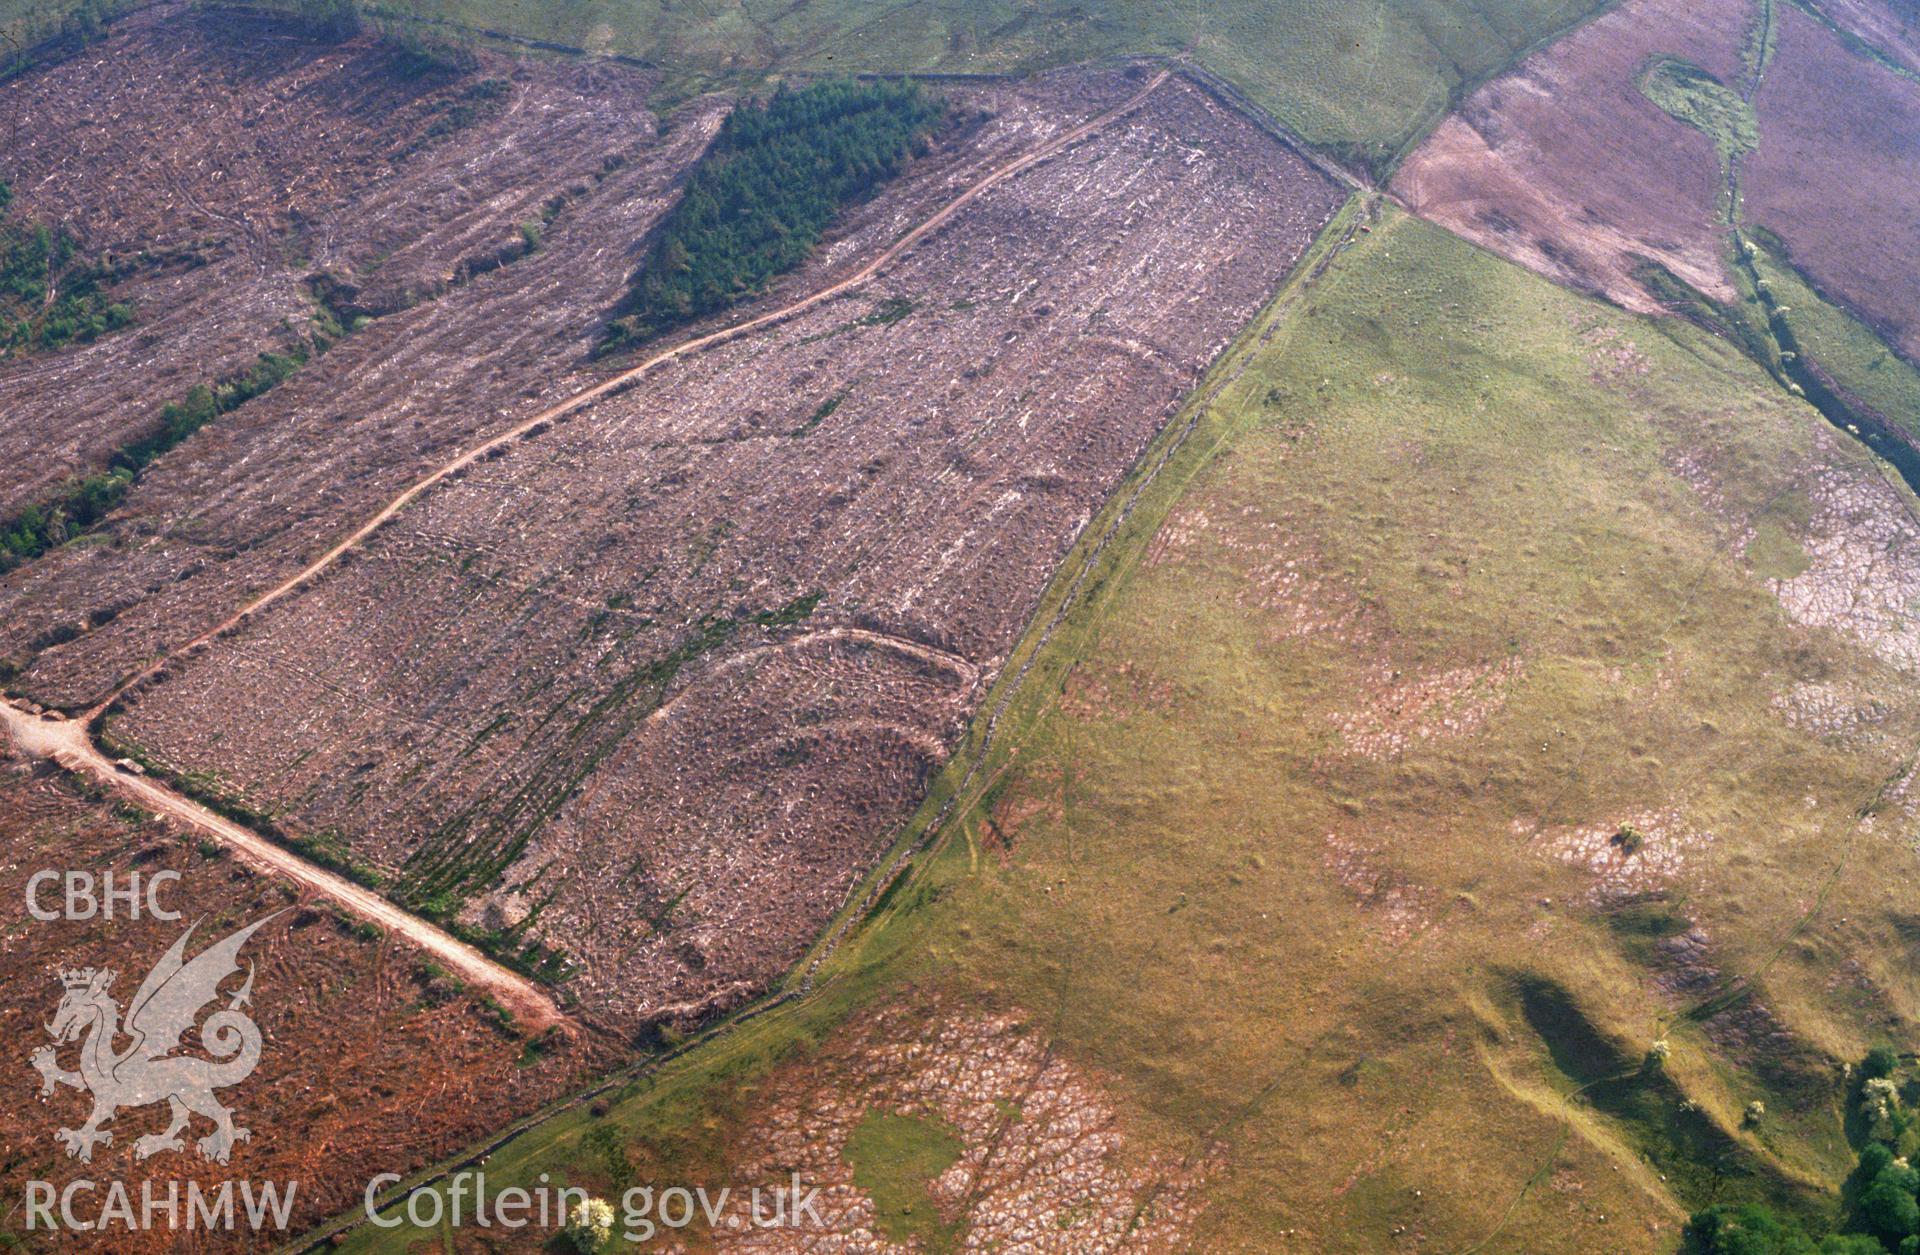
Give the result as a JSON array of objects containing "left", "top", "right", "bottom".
[
  {"left": 0, "top": 699, "right": 564, "bottom": 1029},
  {"left": 0, "top": 68, "right": 1176, "bottom": 1038},
  {"left": 4, "top": 49, "right": 1346, "bottom": 1035},
  {"left": 0, "top": 741, "right": 619, "bottom": 1253},
  {"left": 88, "top": 68, "right": 1176, "bottom": 721}
]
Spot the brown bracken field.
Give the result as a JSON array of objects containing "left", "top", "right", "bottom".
[
  {"left": 0, "top": 742, "right": 621, "bottom": 1252},
  {"left": 1393, "top": 0, "right": 1751, "bottom": 312},
  {"left": 1745, "top": 1, "right": 1920, "bottom": 361}
]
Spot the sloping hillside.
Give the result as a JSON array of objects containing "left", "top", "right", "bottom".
[
  {"left": 360, "top": 207, "right": 1920, "bottom": 1252},
  {"left": 75, "top": 70, "right": 1345, "bottom": 1031},
  {"left": 0, "top": 4, "right": 674, "bottom": 522},
  {"left": 4, "top": 0, "right": 1623, "bottom": 177},
  {"left": 6, "top": 3, "right": 1920, "bottom": 1252}
]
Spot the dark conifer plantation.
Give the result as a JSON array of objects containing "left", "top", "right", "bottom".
[{"left": 604, "top": 78, "right": 944, "bottom": 350}]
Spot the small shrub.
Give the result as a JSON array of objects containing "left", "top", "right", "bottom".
[
  {"left": 563, "top": 1197, "right": 614, "bottom": 1253},
  {"left": 1864, "top": 1046, "right": 1901, "bottom": 1080},
  {"left": 581, "top": 1123, "right": 633, "bottom": 1192},
  {"left": 0, "top": 193, "right": 137, "bottom": 361}
]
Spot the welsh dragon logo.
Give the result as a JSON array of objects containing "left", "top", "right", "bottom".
[{"left": 29, "top": 911, "right": 282, "bottom": 1164}]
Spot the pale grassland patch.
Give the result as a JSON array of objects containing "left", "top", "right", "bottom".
[
  {"left": 1237, "top": 539, "right": 1375, "bottom": 644},
  {"left": 1154, "top": 497, "right": 1377, "bottom": 645},
  {"left": 1862, "top": 762, "right": 1920, "bottom": 856},
  {"left": 1774, "top": 459, "right": 1920, "bottom": 670},
  {"left": 1771, "top": 680, "right": 1889, "bottom": 744},
  {"left": 1579, "top": 323, "right": 1652, "bottom": 384},
  {"left": 1322, "top": 832, "right": 1435, "bottom": 943},
  {"left": 1528, "top": 807, "right": 1715, "bottom": 904},
  {"left": 1144, "top": 505, "right": 1212, "bottom": 565},
  {"left": 1329, "top": 656, "right": 1525, "bottom": 759},
  {"left": 704, "top": 1000, "right": 1217, "bottom": 1252},
  {"left": 1665, "top": 448, "right": 1743, "bottom": 530},
  {"left": 1059, "top": 659, "right": 1173, "bottom": 722}
]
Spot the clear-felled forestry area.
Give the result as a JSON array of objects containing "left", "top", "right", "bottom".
[{"left": 16, "top": 63, "right": 1345, "bottom": 1032}]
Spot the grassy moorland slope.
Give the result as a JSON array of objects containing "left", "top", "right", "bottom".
[
  {"left": 0, "top": 0, "right": 1620, "bottom": 176},
  {"left": 414, "top": 0, "right": 1617, "bottom": 172},
  {"left": 343, "top": 207, "right": 1920, "bottom": 1252}
]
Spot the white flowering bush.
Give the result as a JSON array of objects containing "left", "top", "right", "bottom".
[
  {"left": 1864, "top": 1076, "right": 1903, "bottom": 1142},
  {"left": 565, "top": 1196, "right": 616, "bottom": 1253}
]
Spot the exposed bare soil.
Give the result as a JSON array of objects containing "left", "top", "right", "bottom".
[
  {"left": 1392, "top": 0, "right": 1751, "bottom": 312},
  {"left": 0, "top": 745, "right": 622, "bottom": 1252},
  {"left": 0, "top": 3, "right": 671, "bottom": 518},
  {"left": 1771, "top": 430, "right": 1920, "bottom": 669},
  {"left": 559, "top": 996, "right": 1214, "bottom": 1254},
  {"left": 1746, "top": 2, "right": 1920, "bottom": 360}
]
